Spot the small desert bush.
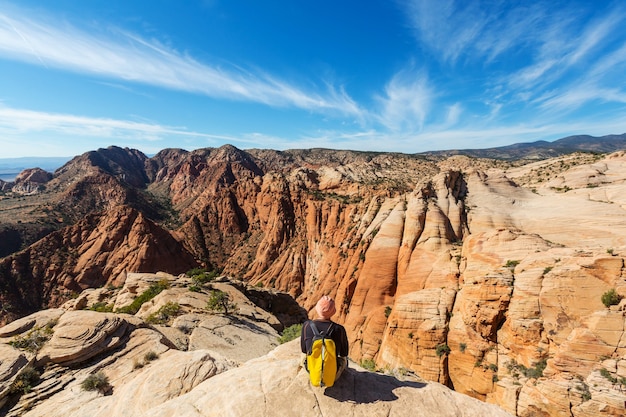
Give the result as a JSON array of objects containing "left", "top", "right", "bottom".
[
  {"left": 144, "top": 351, "right": 159, "bottom": 362},
  {"left": 436, "top": 344, "right": 451, "bottom": 357},
  {"left": 9, "top": 324, "right": 55, "bottom": 353},
  {"left": 508, "top": 358, "right": 547, "bottom": 379},
  {"left": 145, "top": 302, "right": 181, "bottom": 325},
  {"left": 206, "top": 290, "right": 237, "bottom": 315},
  {"left": 9, "top": 366, "right": 40, "bottom": 394},
  {"left": 601, "top": 289, "right": 622, "bottom": 308},
  {"left": 187, "top": 268, "right": 219, "bottom": 286},
  {"left": 81, "top": 372, "right": 109, "bottom": 393},
  {"left": 360, "top": 358, "right": 377, "bottom": 372},
  {"left": 505, "top": 260, "right": 520, "bottom": 269},
  {"left": 116, "top": 279, "right": 170, "bottom": 315},
  {"left": 599, "top": 368, "right": 617, "bottom": 383},
  {"left": 278, "top": 323, "right": 302, "bottom": 344},
  {"left": 576, "top": 381, "right": 591, "bottom": 402},
  {"left": 88, "top": 302, "right": 114, "bottom": 312}
]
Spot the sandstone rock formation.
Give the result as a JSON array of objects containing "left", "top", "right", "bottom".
[
  {"left": 0, "top": 273, "right": 513, "bottom": 417},
  {"left": 0, "top": 206, "right": 198, "bottom": 324},
  {"left": 1, "top": 146, "right": 626, "bottom": 416},
  {"left": 148, "top": 339, "right": 514, "bottom": 417},
  {"left": 11, "top": 168, "right": 52, "bottom": 194}
]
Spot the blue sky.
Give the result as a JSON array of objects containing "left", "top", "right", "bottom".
[{"left": 0, "top": 0, "right": 625, "bottom": 158}]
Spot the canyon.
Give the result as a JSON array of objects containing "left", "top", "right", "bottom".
[{"left": 1, "top": 143, "right": 625, "bottom": 416}]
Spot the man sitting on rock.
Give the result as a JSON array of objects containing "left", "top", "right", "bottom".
[{"left": 301, "top": 295, "right": 349, "bottom": 384}]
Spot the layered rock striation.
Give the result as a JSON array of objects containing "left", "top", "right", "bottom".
[
  {"left": 0, "top": 273, "right": 513, "bottom": 417},
  {"left": 1, "top": 146, "right": 626, "bottom": 416}
]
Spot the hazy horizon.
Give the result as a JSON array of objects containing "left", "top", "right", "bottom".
[{"left": 0, "top": 130, "right": 624, "bottom": 180}]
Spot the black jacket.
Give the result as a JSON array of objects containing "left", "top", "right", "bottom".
[{"left": 300, "top": 320, "right": 349, "bottom": 357}]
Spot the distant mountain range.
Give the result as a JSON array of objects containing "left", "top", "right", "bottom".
[
  {"left": 1, "top": 133, "right": 625, "bottom": 181},
  {"left": 421, "top": 133, "right": 626, "bottom": 160}
]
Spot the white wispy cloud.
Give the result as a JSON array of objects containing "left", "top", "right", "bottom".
[
  {"left": 0, "top": 105, "right": 237, "bottom": 142},
  {"left": 0, "top": 6, "right": 362, "bottom": 116},
  {"left": 508, "top": 6, "right": 624, "bottom": 92},
  {"left": 403, "top": 0, "right": 487, "bottom": 64},
  {"left": 537, "top": 83, "right": 626, "bottom": 113},
  {"left": 589, "top": 42, "right": 626, "bottom": 80},
  {"left": 564, "top": 9, "right": 623, "bottom": 67},
  {"left": 444, "top": 103, "right": 462, "bottom": 127},
  {"left": 401, "top": 0, "right": 563, "bottom": 66},
  {"left": 401, "top": 0, "right": 626, "bottom": 126},
  {"left": 376, "top": 68, "right": 431, "bottom": 132}
]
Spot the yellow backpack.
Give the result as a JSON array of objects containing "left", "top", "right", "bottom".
[{"left": 306, "top": 321, "right": 337, "bottom": 387}]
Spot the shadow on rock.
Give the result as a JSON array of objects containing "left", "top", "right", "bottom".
[{"left": 323, "top": 367, "right": 426, "bottom": 404}]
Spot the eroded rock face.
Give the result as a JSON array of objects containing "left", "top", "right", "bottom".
[
  {"left": 0, "top": 274, "right": 514, "bottom": 417},
  {"left": 0, "top": 206, "right": 198, "bottom": 324},
  {"left": 39, "top": 311, "right": 130, "bottom": 366},
  {"left": 0, "top": 275, "right": 276, "bottom": 415},
  {"left": 2, "top": 147, "right": 626, "bottom": 416},
  {"left": 0, "top": 344, "right": 30, "bottom": 409},
  {"left": 11, "top": 168, "right": 52, "bottom": 194}
]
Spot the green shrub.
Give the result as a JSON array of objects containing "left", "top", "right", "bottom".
[
  {"left": 459, "top": 343, "right": 467, "bottom": 353},
  {"left": 116, "top": 279, "right": 170, "bottom": 315},
  {"left": 145, "top": 302, "right": 181, "bottom": 325},
  {"left": 9, "top": 324, "right": 54, "bottom": 353},
  {"left": 601, "top": 289, "right": 622, "bottom": 308},
  {"left": 187, "top": 267, "right": 207, "bottom": 276},
  {"left": 278, "top": 323, "right": 302, "bottom": 344},
  {"left": 360, "top": 358, "right": 377, "bottom": 371},
  {"left": 384, "top": 306, "right": 392, "bottom": 318},
  {"left": 144, "top": 351, "right": 159, "bottom": 362},
  {"left": 519, "top": 358, "right": 547, "bottom": 379},
  {"left": 435, "top": 344, "right": 451, "bottom": 357},
  {"left": 81, "top": 372, "right": 109, "bottom": 393},
  {"left": 505, "top": 260, "right": 520, "bottom": 269},
  {"left": 599, "top": 367, "right": 618, "bottom": 383},
  {"left": 88, "top": 302, "right": 114, "bottom": 312},
  {"left": 206, "top": 290, "right": 237, "bottom": 315},
  {"left": 9, "top": 366, "right": 40, "bottom": 394},
  {"left": 576, "top": 382, "right": 591, "bottom": 401},
  {"left": 188, "top": 268, "right": 219, "bottom": 286}
]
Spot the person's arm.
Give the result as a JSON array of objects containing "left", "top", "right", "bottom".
[
  {"left": 338, "top": 326, "right": 349, "bottom": 357},
  {"left": 300, "top": 321, "right": 310, "bottom": 354}
]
